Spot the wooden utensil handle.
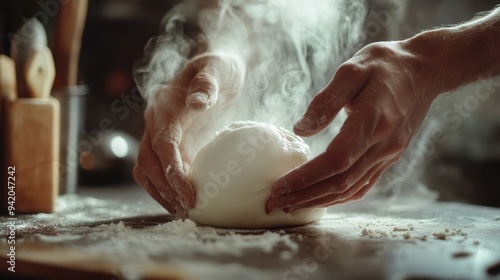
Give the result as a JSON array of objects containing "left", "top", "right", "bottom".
[
  {"left": 52, "top": 0, "right": 88, "bottom": 89},
  {"left": 24, "top": 47, "right": 56, "bottom": 99},
  {"left": 0, "top": 55, "right": 17, "bottom": 100}
]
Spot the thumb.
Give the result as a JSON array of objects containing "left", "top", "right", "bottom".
[
  {"left": 186, "top": 71, "right": 219, "bottom": 111},
  {"left": 186, "top": 53, "right": 245, "bottom": 111},
  {"left": 294, "top": 63, "right": 368, "bottom": 136}
]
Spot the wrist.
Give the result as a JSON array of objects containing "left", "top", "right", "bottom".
[{"left": 403, "top": 10, "right": 500, "bottom": 96}]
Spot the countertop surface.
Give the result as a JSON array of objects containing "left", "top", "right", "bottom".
[{"left": 1, "top": 184, "right": 500, "bottom": 280}]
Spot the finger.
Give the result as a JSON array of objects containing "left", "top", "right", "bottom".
[
  {"left": 135, "top": 131, "right": 181, "bottom": 211},
  {"left": 294, "top": 62, "right": 370, "bottom": 136},
  {"left": 314, "top": 166, "right": 389, "bottom": 211},
  {"left": 309, "top": 160, "right": 397, "bottom": 210},
  {"left": 186, "top": 53, "right": 244, "bottom": 111},
  {"left": 267, "top": 148, "right": 386, "bottom": 214},
  {"left": 134, "top": 152, "right": 177, "bottom": 214},
  {"left": 288, "top": 161, "right": 387, "bottom": 212},
  {"left": 150, "top": 111, "right": 196, "bottom": 209},
  {"left": 271, "top": 110, "right": 379, "bottom": 197},
  {"left": 176, "top": 206, "right": 189, "bottom": 220},
  {"left": 186, "top": 72, "right": 219, "bottom": 111},
  {"left": 163, "top": 140, "right": 196, "bottom": 209},
  {"left": 312, "top": 183, "right": 373, "bottom": 210},
  {"left": 143, "top": 178, "right": 177, "bottom": 214}
]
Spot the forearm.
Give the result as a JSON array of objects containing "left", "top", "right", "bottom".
[{"left": 404, "top": 6, "right": 500, "bottom": 95}]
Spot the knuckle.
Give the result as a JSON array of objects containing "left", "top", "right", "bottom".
[
  {"left": 364, "top": 42, "right": 392, "bottom": 57},
  {"left": 386, "top": 136, "right": 408, "bottom": 156},
  {"left": 151, "top": 131, "right": 177, "bottom": 153},
  {"left": 151, "top": 134, "right": 165, "bottom": 152},
  {"left": 337, "top": 62, "right": 366, "bottom": 79},
  {"left": 345, "top": 185, "right": 359, "bottom": 197},
  {"left": 372, "top": 109, "right": 402, "bottom": 139},
  {"left": 191, "top": 74, "right": 216, "bottom": 92},
  {"left": 157, "top": 187, "right": 177, "bottom": 203},
  {"left": 190, "top": 76, "right": 208, "bottom": 88},
  {"left": 195, "top": 52, "right": 244, "bottom": 89},
  {"left": 378, "top": 110, "right": 398, "bottom": 129},
  {"left": 330, "top": 182, "right": 350, "bottom": 194},
  {"left": 316, "top": 91, "right": 340, "bottom": 113}
]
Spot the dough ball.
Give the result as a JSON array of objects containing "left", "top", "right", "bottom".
[{"left": 188, "top": 121, "right": 326, "bottom": 228}]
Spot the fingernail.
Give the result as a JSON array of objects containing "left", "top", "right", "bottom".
[
  {"left": 295, "top": 114, "right": 314, "bottom": 132},
  {"left": 187, "top": 92, "right": 209, "bottom": 104},
  {"left": 268, "top": 208, "right": 279, "bottom": 215},
  {"left": 266, "top": 201, "right": 278, "bottom": 215},
  {"left": 159, "top": 191, "right": 169, "bottom": 201}
]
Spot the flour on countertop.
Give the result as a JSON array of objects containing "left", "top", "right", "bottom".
[
  {"left": 432, "top": 228, "right": 468, "bottom": 240},
  {"left": 392, "top": 224, "right": 415, "bottom": 232},
  {"left": 355, "top": 217, "right": 468, "bottom": 243},
  {"left": 361, "top": 228, "right": 388, "bottom": 238},
  {"left": 29, "top": 219, "right": 300, "bottom": 261}
]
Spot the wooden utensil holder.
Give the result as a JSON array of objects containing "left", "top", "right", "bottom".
[{"left": 3, "top": 96, "right": 60, "bottom": 213}]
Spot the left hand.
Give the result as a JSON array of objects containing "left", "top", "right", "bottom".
[
  {"left": 133, "top": 53, "right": 244, "bottom": 218},
  {"left": 266, "top": 41, "right": 440, "bottom": 214}
]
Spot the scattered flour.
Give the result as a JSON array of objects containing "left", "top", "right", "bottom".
[
  {"left": 31, "top": 219, "right": 299, "bottom": 261},
  {"left": 361, "top": 228, "right": 388, "bottom": 238},
  {"left": 359, "top": 224, "right": 469, "bottom": 242},
  {"left": 392, "top": 224, "right": 415, "bottom": 232},
  {"left": 360, "top": 222, "right": 418, "bottom": 240},
  {"left": 402, "top": 233, "right": 411, "bottom": 240},
  {"left": 432, "top": 228, "right": 468, "bottom": 240},
  {"left": 280, "top": 251, "right": 294, "bottom": 260},
  {"left": 33, "top": 234, "right": 83, "bottom": 243},
  {"left": 56, "top": 195, "right": 109, "bottom": 212},
  {"left": 358, "top": 220, "right": 469, "bottom": 243}
]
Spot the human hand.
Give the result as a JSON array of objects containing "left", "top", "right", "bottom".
[
  {"left": 266, "top": 41, "right": 439, "bottom": 214},
  {"left": 134, "top": 53, "right": 245, "bottom": 218}
]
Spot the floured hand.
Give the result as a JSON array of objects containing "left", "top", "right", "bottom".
[
  {"left": 134, "top": 53, "right": 245, "bottom": 217},
  {"left": 266, "top": 41, "right": 440, "bottom": 213}
]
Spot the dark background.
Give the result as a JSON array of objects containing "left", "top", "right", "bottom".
[{"left": 1, "top": 0, "right": 181, "bottom": 141}]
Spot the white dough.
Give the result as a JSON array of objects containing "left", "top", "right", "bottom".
[{"left": 188, "top": 121, "right": 326, "bottom": 228}]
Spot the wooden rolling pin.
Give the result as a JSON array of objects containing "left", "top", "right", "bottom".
[{"left": 4, "top": 28, "right": 60, "bottom": 213}]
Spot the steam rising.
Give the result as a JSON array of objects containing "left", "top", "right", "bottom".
[{"left": 134, "top": 0, "right": 367, "bottom": 156}]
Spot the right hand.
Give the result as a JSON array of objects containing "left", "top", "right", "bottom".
[
  {"left": 133, "top": 53, "right": 245, "bottom": 218},
  {"left": 266, "top": 41, "right": 440, "bottom": 213}
]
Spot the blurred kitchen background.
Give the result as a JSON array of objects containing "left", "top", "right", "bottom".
[
  {"left": 1, "top": 0, "right": 499, "bottom": 206},
  {"left": 1, "top": 0, "right": 183, "bottom": 186}
]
